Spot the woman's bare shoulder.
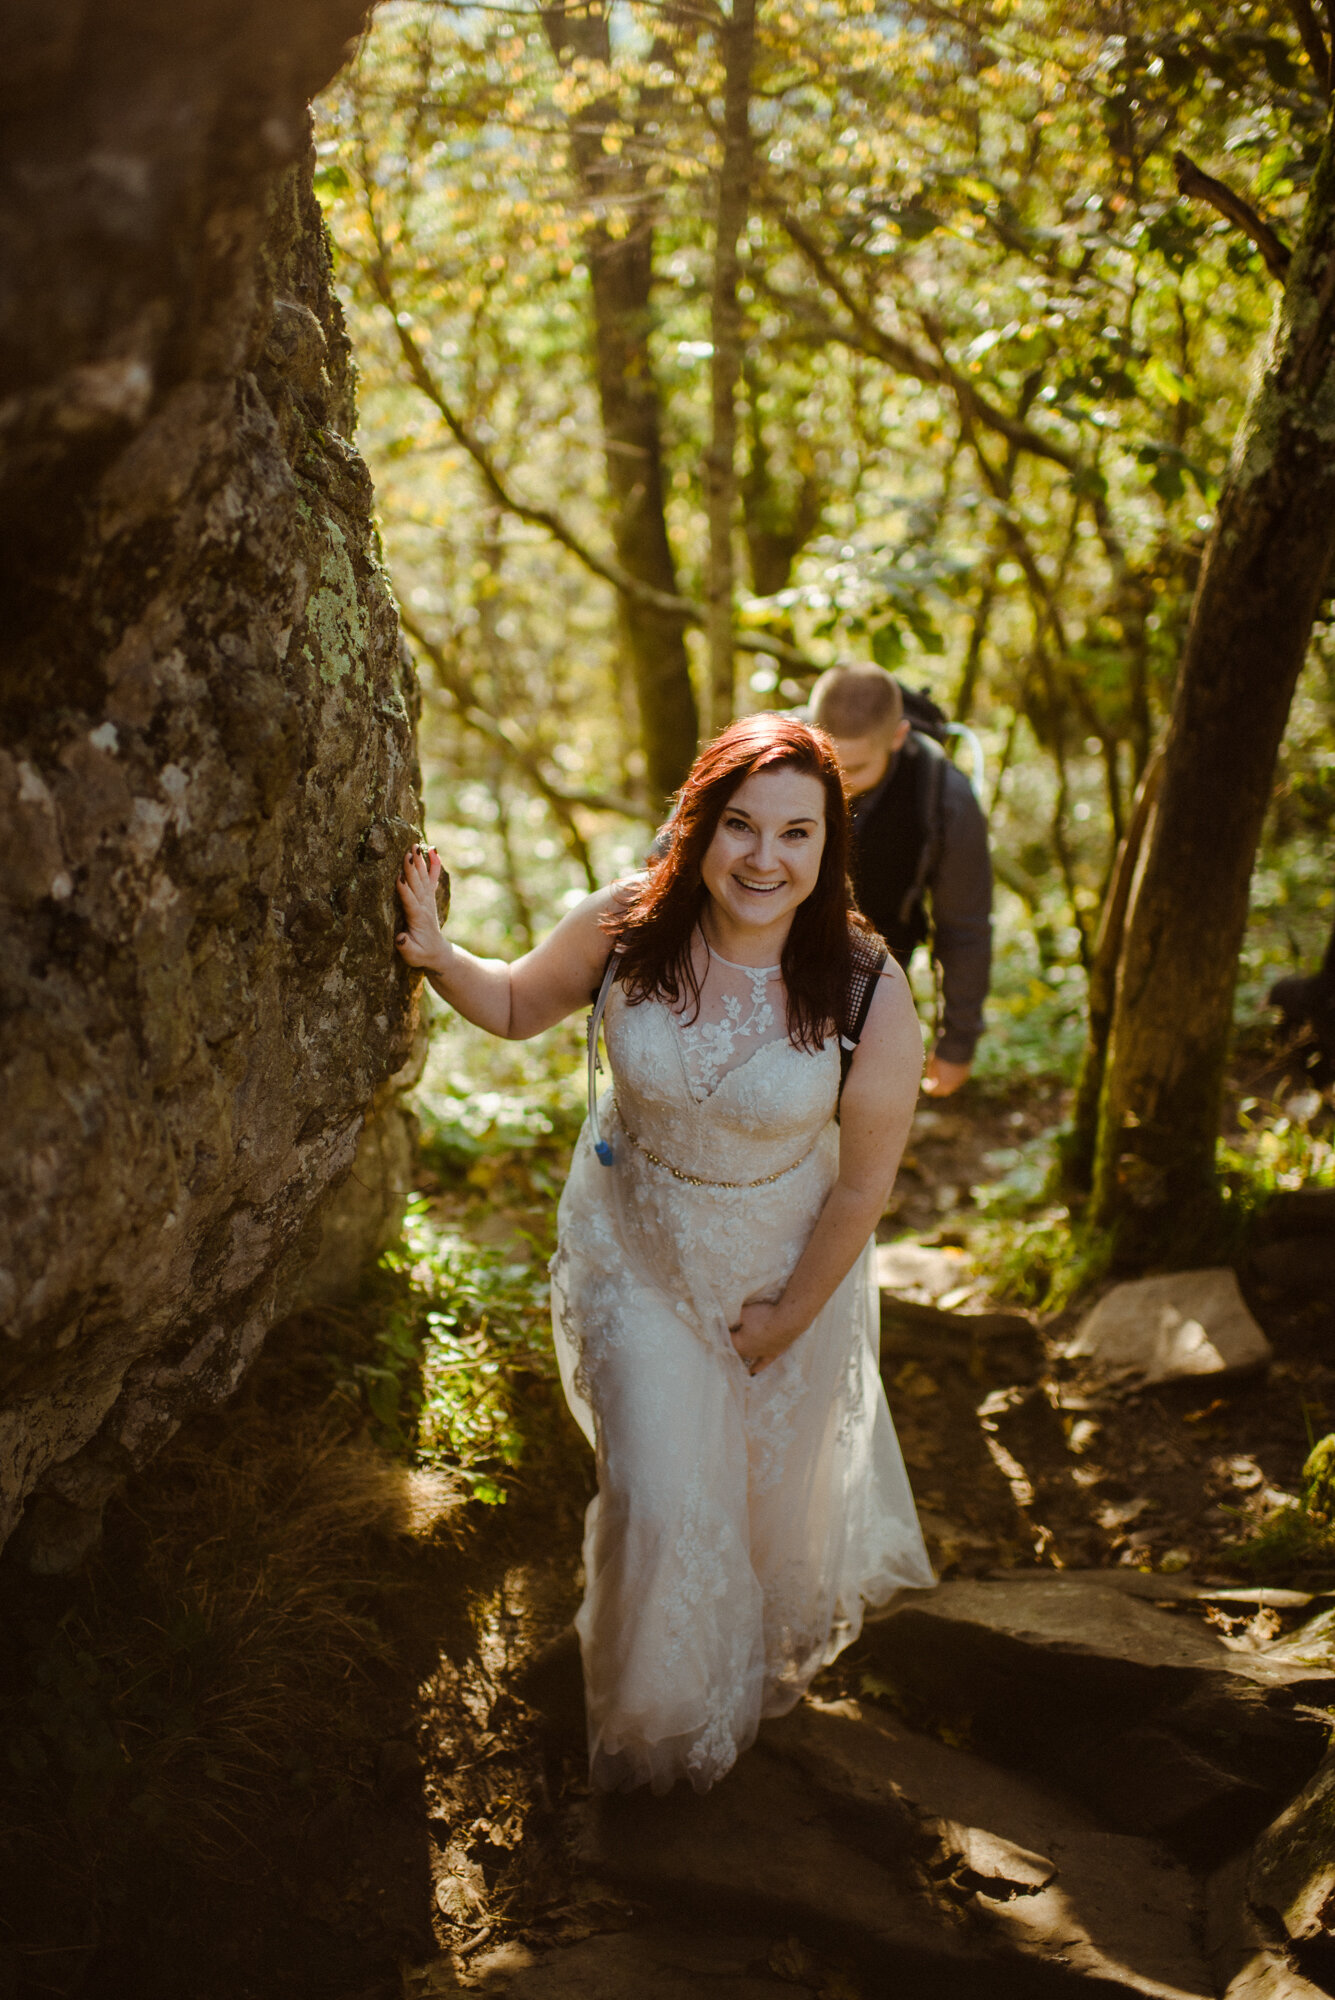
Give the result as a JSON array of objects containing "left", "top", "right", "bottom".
[
  {"left": 875, "top": 954, "right": 910, "bottom": 992},
  {"left": 861, "top": 953, "right": 922, "bottom": 1049},
  {"left": 555, "top": 874, "right": 646, "bottom": 928},
  {"left": 609, "top": 871, "right": 649, "bottom": 907}
]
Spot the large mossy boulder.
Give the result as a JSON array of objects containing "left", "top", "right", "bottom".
[{"left": 0, "top": 0, "right": 422, "bottom": 1568}]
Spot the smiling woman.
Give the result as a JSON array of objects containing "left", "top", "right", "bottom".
[
  {"left": 394, "top": 713, "right": 933, "bottom": 1793},
  {"left": 704, "top": 772, "right": 825, "bottom": 924}
]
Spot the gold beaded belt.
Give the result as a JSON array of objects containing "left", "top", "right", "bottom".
[{"left": 619, "top": 1117, "right": 821, "bottom": 1190}]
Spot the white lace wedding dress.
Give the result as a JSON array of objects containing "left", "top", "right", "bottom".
[{"left": 549, "top": 947, "right": 934, "bottom": 1794}]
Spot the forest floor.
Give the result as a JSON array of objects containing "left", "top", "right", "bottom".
[
  {"left": 869, "top": 1073, "right": 1335, "bottom": 1589},
  {"left": 2, "top": 1059, "right": 1333, "bottom": 1998}
]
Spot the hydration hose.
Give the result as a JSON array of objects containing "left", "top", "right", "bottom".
[
  {"left": 944, "top": 721, "right": 986, "bottom": 799},
  {"left": 586, "top": 947, "right": 624, "bottom": 1166}
]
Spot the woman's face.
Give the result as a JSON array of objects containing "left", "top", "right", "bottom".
[{"left": 699, "top": 765, "right": 828, "bottom": 939}]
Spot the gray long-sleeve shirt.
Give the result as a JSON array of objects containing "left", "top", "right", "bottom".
[
  {"left": 927, "top": 763, "right": 993, "bottom": 1063},
  {"left": 850, "top": 755, "right": 993, "bottom": 1065}
]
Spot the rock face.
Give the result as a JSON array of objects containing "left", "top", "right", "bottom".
[{"left": 0, "top": 1, "right": 422, "bottom": 1567}]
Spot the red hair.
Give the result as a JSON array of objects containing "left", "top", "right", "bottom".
[{"left": 608, "top": 713, "right": 875, "bottom": 1050}]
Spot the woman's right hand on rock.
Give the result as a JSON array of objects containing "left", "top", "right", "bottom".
[{"left": 395, "top": 845, "right": 448, "bottom": 970}]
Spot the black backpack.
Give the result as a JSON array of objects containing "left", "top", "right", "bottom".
[
  {"left": 898, "top": 681, "right": 952, "bottom": 746},
  {"left": 893, "top": 685, "right": 952, "bottom": 935}
]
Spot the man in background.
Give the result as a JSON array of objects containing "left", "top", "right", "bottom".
[{"left": 809, "top": 663, "right": 992, "bottom": 1097}]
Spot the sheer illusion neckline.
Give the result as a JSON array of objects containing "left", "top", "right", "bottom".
[
  {"left": 663, "top": 934, "right": 793, "bottom": 1100},
  {"left": 703, "top": 940, "right": 781, "bottom": 977}
]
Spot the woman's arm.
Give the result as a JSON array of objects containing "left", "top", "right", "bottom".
[
  {"left": 395, "top": 845, "right": 629, "bottom": 1039},
  {"left": 731, "top": 959, "right": 923, "bottom": 1371}
]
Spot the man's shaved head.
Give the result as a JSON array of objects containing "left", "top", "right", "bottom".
[{"left": 808, "top": 663, "right": 904, "bottom": 739}]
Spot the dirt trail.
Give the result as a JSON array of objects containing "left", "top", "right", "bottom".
[{"left": 4, "top": 1090, "right": 1333, "bottom": 1999}]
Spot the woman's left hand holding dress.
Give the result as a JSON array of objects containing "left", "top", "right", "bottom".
[{"left": 729, "top": 957, "right": 923, "bottom": 1374}]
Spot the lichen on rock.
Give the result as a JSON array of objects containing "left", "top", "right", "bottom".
[{"left": 0, "top": 1, "right": 423, "bottom": 1570}]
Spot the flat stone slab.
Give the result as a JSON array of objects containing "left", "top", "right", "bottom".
[
  {"left": 1048, "top": 1570, "right": 1332, "bottom": 1614},
  {"left": 768, "top": 1700, "right": 1209, "bottom": 1999},
  {"left": 1062, "top": 1269, "right": 1272, "bottom": 1386},
  {"left": 869, "top": 1576, "right": 1331, "bottom": 1688},
  {"left": 861, "top": 1578, "right": 1335, "bottom": 1853}
]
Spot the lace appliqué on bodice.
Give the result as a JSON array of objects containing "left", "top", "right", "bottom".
[{"left": 674, "top": 949, "right": 783, "bottom": 1100}]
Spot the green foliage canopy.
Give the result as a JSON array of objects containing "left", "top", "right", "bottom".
[{"left": 316, "top": 0, "right": 1332, "bottom": 991}]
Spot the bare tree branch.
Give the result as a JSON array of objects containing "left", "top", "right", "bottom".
[
  {"left": 1174, "top": 151, "right": 1292, "bottom": 280},
  {"left": 370, "top": 268, "right": 701, "bottom": 620},
  {"left": 398, "top": 607, "right": 659, "bottom": 846},
  {"left": 762, "top": 196, "right": 1080, "bottom": 473},
  {"left": 1288, "top": 0, "right": 1331, "bottom": 95},
  {"left": 364, "top": 240, "right": 842, "bottom": 689}
]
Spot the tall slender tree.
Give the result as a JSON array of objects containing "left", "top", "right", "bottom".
[
  {"left": 703, "top": 0, "right": 756, "bottom": 735},
  {"left": 1090, "top": 89, "right": 1335, "bottom": 1249},
  {"left": 544, "top": 1, "right": 699, "bottom": 800}
]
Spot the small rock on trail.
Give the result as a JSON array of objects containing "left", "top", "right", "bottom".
[{"left": 1063, "top": 1270, "right": 1273, "bottom": 1389}]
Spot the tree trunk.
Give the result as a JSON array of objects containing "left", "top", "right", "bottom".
[
  {"left": 1063, "top": 751, "right": 1162, "bottom": 1192},
  {"left": 703, "top": 0, "right": 756, "bottom": 736},
  {"left": 544, "top": 5, "right": 699, "bottom": 802},
  {"left": 739, "top": 355, "right": 823, "bottom": 603},
  {"left": 1090, "top": 103, "right": 1335, "bottom": 1248},
  {"left": 586, "top": 214, "right": 699, "bottom": 798}
]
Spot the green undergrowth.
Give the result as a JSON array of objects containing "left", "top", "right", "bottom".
[
  {"left": 324, "top": 1014, "right": 586, "bottom": 1505},
  {"left": 967, "top": 1089, "right": 1333, "bottom": 1312},
  {"left": 967, "top": 1128, "right": 1111, "bottom": 1311},
  {"left": 414, "top": 1004, "right": 585, "bottom": 1192},
  {"left": 1226, "top": 1434, "right": 1335, "bottom": 1586},
  {"left": 969, "top": 971, "right": 1087, "bottom": 1093},
  {"left": 1219, "top": 1092, "right": 1335, "bottom": 1201},
  {"left": 367, "top": 1199, "right": 561, "bottom": 1505},
  {"left": 910, "top": 891, "right": 1088, "bottom": 1096}
]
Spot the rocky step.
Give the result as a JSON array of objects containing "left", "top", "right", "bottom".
[
  {"left": 504, "top": 1578, "right": 1335, "bottom": 1998},
  {"left": 859, "top": 1575, "right": 1335, "bottom": 1861},
  {"left": 514, "top": 1631, "right": 1210, "bottom": 1995},
  {"left": 495, "top": 1695, "right": 1211, "bottom": 1999},
  {"left": 1256, "top": 1188, "right": 1335, "bottom": 1239},
  {"left": 1242, "top": 1744, "right": 1335, "bottom": 1993},
  {"left": 408, "top": 1924, "right": 841, "bottom": 1997}
]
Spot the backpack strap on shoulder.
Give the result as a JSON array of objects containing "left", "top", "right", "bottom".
[
  {"left": 838, "top": 936, "right": 889, "bottom": 1105},
  {"left": 587, "top": 945, "right": 624, "bottom": 1165},
  {"left": 896, "top": 731, "right": 949, "bottom": 931}
]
